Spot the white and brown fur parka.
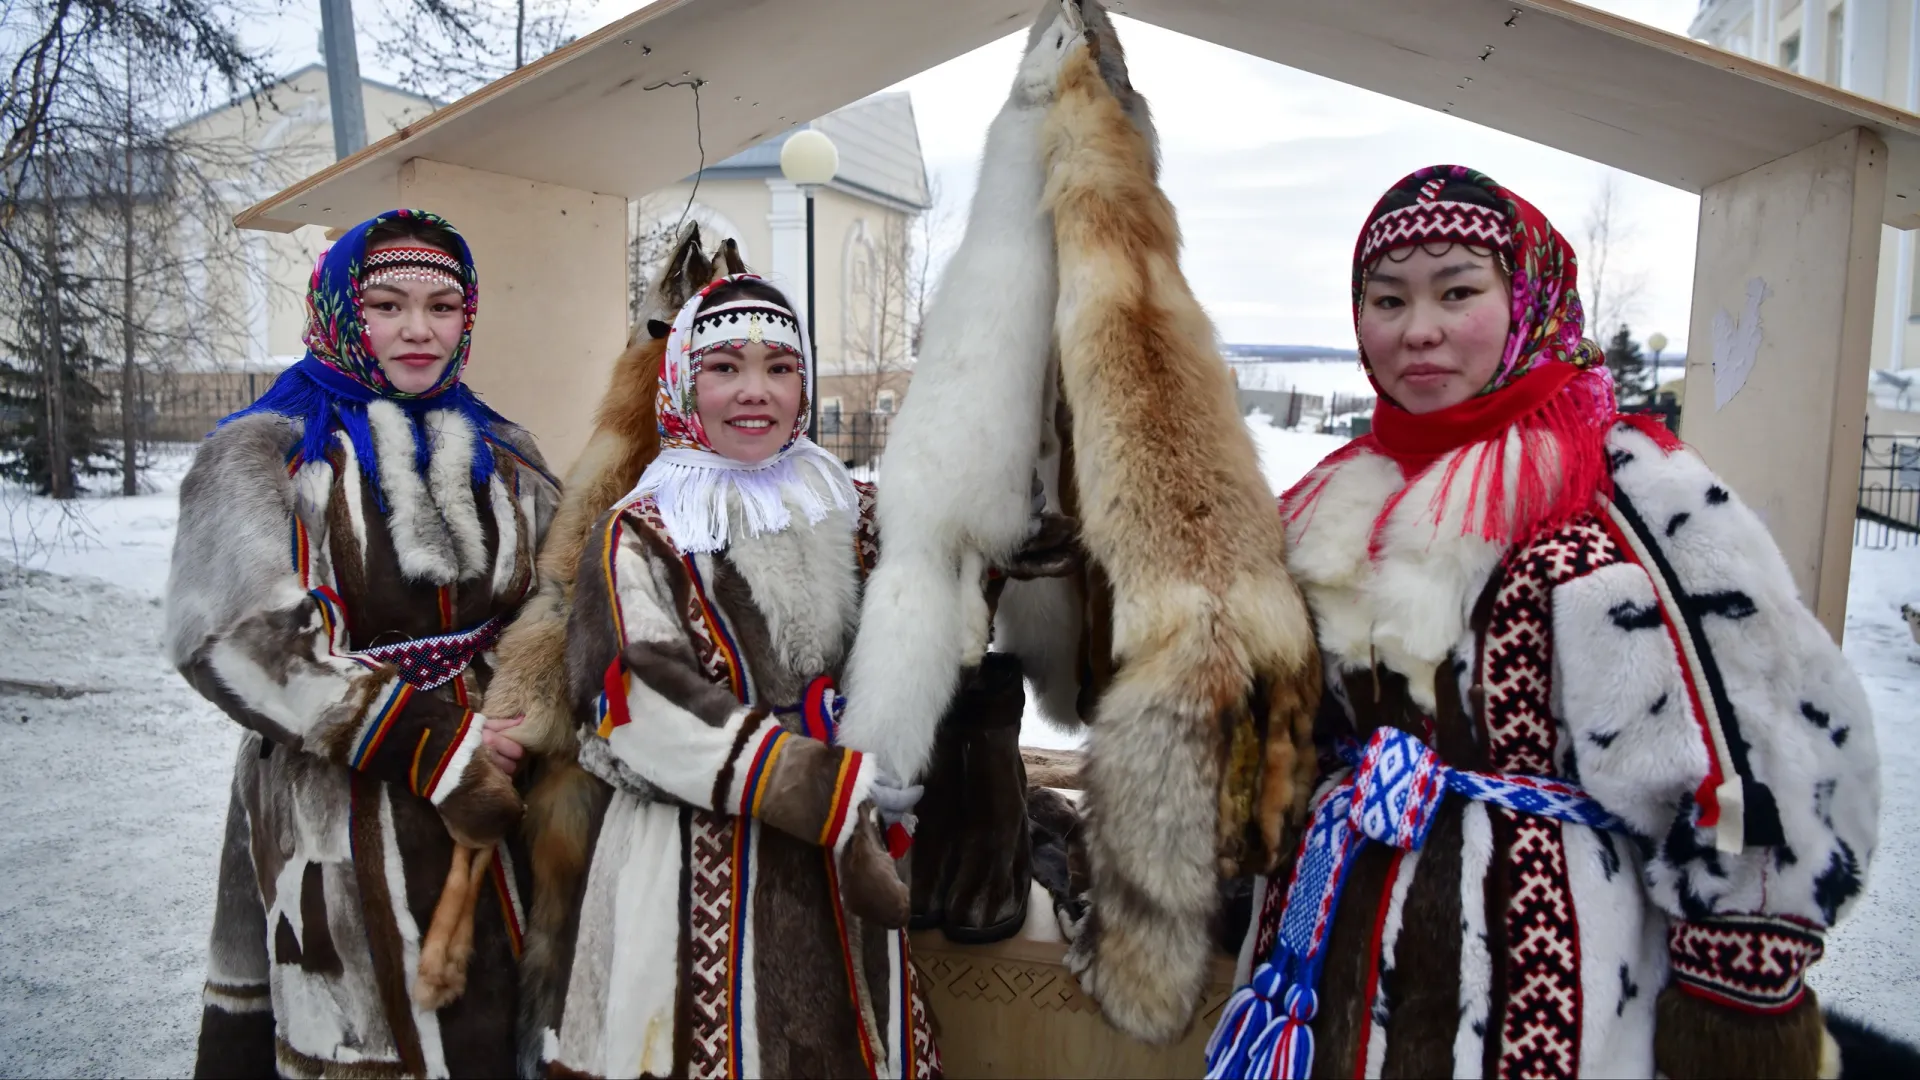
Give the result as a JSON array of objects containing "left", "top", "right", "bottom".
[{"left": 168, "top": 401, "right": 559, "bottom": 1078}]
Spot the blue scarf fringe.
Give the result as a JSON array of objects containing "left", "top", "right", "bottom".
[{"left": 218, "top": 356, "right": 515, "bottom": 513}]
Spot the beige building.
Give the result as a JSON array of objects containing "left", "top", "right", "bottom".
[
  {"left": 169, "top": 64, "right": 439, "bottom": 370},
  {"left": 634, "top": 91, "right": 931, "bottom": 435},
  {"left": 1691, "top": 0, "right": 1920, "bottom": 434}
]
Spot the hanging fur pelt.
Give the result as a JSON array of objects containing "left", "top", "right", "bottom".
[
  {"left": 1044, "top": 20, "right": 1323, "bottom": 1045},
  {"left": 835, "top": 3, "right": 1087, "bottom": 784},
  {"left": 991, "top": 0, "right": 1156, "bottom": 733},
  {"left": 483, "top": 224, "right": 740, "bottom": 1075}
]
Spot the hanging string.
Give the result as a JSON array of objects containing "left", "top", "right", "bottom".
[{"left": 643, "top": 76, "right": 708, "bottom": 241}]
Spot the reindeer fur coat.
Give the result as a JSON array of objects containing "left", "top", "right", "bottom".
[
  {"left": 1257, "top": 421, "right": 1877, "bottom": 1078},
  {"left": 168, "top": 408, "right": 559, "bottom": 1078}
]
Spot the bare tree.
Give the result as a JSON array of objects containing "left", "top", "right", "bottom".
[
  {"left": 1580, "top": 171, "right": 1649, "bottom": 348},
  {"left": 371, "top": 0, "right": 579, "bottom": 102},
  {"left": 2, "top": 0, "right": 275, "bottom": 496}
]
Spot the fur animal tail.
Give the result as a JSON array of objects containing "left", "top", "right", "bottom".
[
  {"left": 837, "top": 546, "right": 970, "bottom": 781},
  {"left": 515, "top": 755, "right": 609, "bottom": 1078}
]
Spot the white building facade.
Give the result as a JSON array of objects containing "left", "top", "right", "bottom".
[{"left": 1693, "top": 0, "right": 1920, "bottom": 427}]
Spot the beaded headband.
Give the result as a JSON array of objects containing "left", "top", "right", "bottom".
[
  {"left": 689, "top": 297, "right": 804, "bottom": 359},
  {"left": 363, "top": 245, "right": 464, "bottom": 293},
  {"left": 1359, "top": 175, "right": 1512, "bottom": 272}
]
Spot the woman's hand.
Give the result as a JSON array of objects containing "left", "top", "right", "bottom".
[{"left": 481, "top": 714, "right": 526, "bottom": 777}]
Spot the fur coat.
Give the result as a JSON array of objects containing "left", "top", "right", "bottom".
[
  {"left": 1249, "top": 420, "right": 1878, "bottom": 1077},
  {"left": 536, "top": 484, "right": 939, "bottom": 1079},
  {"left": 168, "top": 406, "right": 560, "bottom": 1078}
]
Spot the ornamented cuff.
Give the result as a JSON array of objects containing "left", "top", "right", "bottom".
[
  {"left": 423, "top": 710, "right": 484, "bottom": 805},
  {"left": 1668, "top": 914, "right": 1825, "bottom": 1015}
]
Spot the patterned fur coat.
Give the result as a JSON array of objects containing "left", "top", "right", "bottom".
[
  {"left": 540, "top": 483, "right": 938, "bottom": 1079},
  {"left": 168, "top": 406, "right": 559, "bottom": 1078},
  {"left": 1253, "top": 420, "right": 1877, "bottom": 1077}
]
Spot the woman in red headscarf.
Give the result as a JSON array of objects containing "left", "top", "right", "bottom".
[{"left": 1205, "top": 166, "right": 1878, "bottom": 1079}]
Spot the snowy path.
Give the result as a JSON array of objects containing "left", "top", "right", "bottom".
[{"left": 1, "top": 426, "right": 1917, "bottom": 1077}]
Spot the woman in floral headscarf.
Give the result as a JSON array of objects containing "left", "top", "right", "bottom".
[
  {"left": 1205, "top": 167, "right": 1878, "bottom": 1079},
  {"left": 533, "top": 272, "right": 941, "bottom": 1078},
  {"left": 169, "top": 209, "right": 559, "bottom": 1077}
]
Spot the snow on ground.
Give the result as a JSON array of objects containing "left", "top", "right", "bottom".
[
  {"left": 1808, "top": 544, "right": 1920, "bottom": 1041},
  {"left": 1229, "top": 359, "right": 1378, "bottom": 400},
  {"left": 2, "top": 426, "right": 1919, "bottom": 1077}
]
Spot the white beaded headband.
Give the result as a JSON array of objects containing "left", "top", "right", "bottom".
[
  {"left": 689, "top": 298, "right": 804, "bottom": 359},
  {"left": 363, "top": 246, "right": 464, "bottom": 293}
]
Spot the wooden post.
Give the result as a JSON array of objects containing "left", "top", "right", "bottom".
[
  {"left": 1681, "top": 127, "right": 1887, "bottom": 640},
  {"left": 398, "top": 158, "right": 629, "bottom": 473}
]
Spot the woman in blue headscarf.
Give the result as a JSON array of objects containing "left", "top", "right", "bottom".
[{"left": 168, "top": 209, "right": 560, "bottom": 1078}]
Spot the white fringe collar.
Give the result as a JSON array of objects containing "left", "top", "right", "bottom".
[{"left": 619, "top": 439, "right": 857, "bottom": 554}]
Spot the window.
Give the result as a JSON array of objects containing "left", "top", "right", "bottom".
[
  {"left": 1781, "top": 31, "right": 1800, "bottom": 71},
  {"left": 875, "top": 390, "right": 897, "bottom": 415},
  {"left": 820, "top": 397, "right": 843, "bottom": 435}
]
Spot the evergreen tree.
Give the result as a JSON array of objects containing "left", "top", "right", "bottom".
[
  {"left": 0, "top": 235, "right": 111, "bottom": 496},
  {"left": 1605, "top": 323, "right": 1650, "bottom": 405}
]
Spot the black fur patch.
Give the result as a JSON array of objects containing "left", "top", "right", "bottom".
[
  {"left": 1831, "top": 726, "right": 1850, "bottom": 747},
  {"left": 1705, "top": 485, "right": 1729, "bottom": 505},
  {"left": 1665, "top": 512, "right": 1691, "bottom": 537},
  {"left": 1588, "top": 730, "right": 1620, "bottom": 749},
  {"left": 1774, "top": 843, "right": 1798, "bottom": 868},
  {"left": 1608, "top": 600, "right": 1664, "bottom": 631},
  {"left": 274, "top": 913, "right": 303, "bottom": 966},
  {"left": 1800, "top": 701, "right": 1832, "bottom": 728},
  {"left": 1650, "top": 692, "right": 1669, "bottom": 715},
  {"left": 1827, "top": 1012, "right": 1920, "bottom": 1076},
  {"left": 1813, "top": 840, "right": 1863, "bottom": 924},
  {"left": 1596, "top": 830, "right": 1622, "bottom": 881},
  {"left": 1616, "top": 963, "right": 1640, "bottom": 1016},
  {"left": 1690, "top": 591, "right": 1757, "bottom": 620},
  {"left": 1609, "top": 448, "right": 1635, "bottom": 472}
]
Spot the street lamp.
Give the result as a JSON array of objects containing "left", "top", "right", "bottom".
[
  {"left": 1647, "top": 331, "right": 1669, "bottom": 402},
  {"left": 779, "top": 127, "right": 839, "bottom": 439}
]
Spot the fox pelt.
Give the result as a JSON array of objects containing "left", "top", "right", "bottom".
[
  {"left": 1043, "top": 19, "right": 1322, "bottom": 1045},
  {"left": 484, "top": 223, "right": 741, "bottom": 1075},
  {"left": 835, "top": 2, "right": 1085, "bottom": 785},
  {"left": 991, "top": 0, "right": 1155, "bottom": 734}
]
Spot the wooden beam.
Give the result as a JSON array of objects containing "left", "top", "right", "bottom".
[
  {"left": 398, "top": 159, "right": 629, "bottom": 473},
  {"left": 237, "top": 0, "right": 1920, "bottom": 236},
  {"left": 1680, "top": 127, "right": 1887, "bottom": 640}
]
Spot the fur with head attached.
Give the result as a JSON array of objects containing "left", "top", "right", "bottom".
[
  {"left": 486, "top": 224, "right": 742, "bottom": 1074},
  {"left": 1042, "top": 14, "right": 1322, "bottom": 1045}
]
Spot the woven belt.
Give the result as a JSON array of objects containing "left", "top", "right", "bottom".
[
  {"left": 1204, "top": 726, "right": 1622, "bottom": 1080},
  {"left": 361, "top": 616, "right": 505, "bottom": 691}
]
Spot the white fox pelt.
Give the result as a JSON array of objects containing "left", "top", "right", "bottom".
[
  {"left": 836, "top": 4, "right": 1085, "bottom": 783},
  {"left": 1043, "top": 20, "right": 1322, "bottom": 1045}
]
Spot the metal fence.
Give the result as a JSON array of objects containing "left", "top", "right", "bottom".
[
  {"left": 1857, "top": 433, "right": 1920, "bottom": 549},
  {"left": 815, "top": 409, "right": 891, "bottom": 470}
]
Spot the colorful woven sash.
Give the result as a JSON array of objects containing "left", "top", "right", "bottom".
[
  {"left": 1203, "top": 726, "right": 1622, "bottom": 1080},
  {"left": 361, "top": 615, "right": 504, "bottom": 691}
]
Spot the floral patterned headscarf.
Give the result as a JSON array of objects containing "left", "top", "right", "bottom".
[
  {"left": 619, "top": 273, "right": 855, "bottom": 554},
  {"left": 1353, "top": 165, "right": 1610, "bottom": 406},
  {"left": 220, "top": 209, "right": 529, "bottom": 509}
]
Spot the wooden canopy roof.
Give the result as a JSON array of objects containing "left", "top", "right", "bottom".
[{"left": 238, "top": 0, "right": 1920, "bottom": 234}]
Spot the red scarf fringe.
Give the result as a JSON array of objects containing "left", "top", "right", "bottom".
[{"left": 1284, "top": 362, "right": 1620, "bottom": 554}]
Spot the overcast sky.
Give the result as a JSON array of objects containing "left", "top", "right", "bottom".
[{"left": 260, "top": 0, "right": 1707, "bottom": 352}]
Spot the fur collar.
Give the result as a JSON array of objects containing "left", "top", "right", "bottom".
[
  {"left": 722, "top": 481, "right": 860, "bottom": 681},
  {"left": 367, "top": 399, "right": 490, "bottom": 584}
]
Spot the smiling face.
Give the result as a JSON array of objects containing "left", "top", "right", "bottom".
[
  {"left": 694, "top": 342, "right": 804, "bottom": 464},
  {"left": 1359, "top": 244, "right": 1513, "bottom": 414},
  {"left": 362, "top": 238, "right": 465, "bottom": 395}
]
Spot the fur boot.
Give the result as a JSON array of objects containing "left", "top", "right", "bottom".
[
  {"left": 939, "top": 652, "right": 1033, "bottom": 944},
  {"left": 1654, "top": 984, "right": 1825, "bottom": 1079},
  {"left": 1043, "top": 19, "right": 1322, "bottom": 1045},
  {"left": 908, "top": 699, "right": 967, "bottom": 931},
  {"left": 836, "top": 3, "right": 1084, "bottom": 785}
]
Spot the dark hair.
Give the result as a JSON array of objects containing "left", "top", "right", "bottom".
[
  {"left": 1375, "top": 180, "right": 1507, "bottom": 217},
  {"left": 366, "top": 218, "right": 461, "bottom": 258},
  {"left": 697, "top": 276, "right": 796, "bottom": 314}
]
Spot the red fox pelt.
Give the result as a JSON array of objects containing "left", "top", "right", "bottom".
[
  {"left": 1044, "top": 28, "right": 1322, "bottom": 1045},
  {"left": 482, "top": 225, "right": 738, "bottom": 1073}
]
